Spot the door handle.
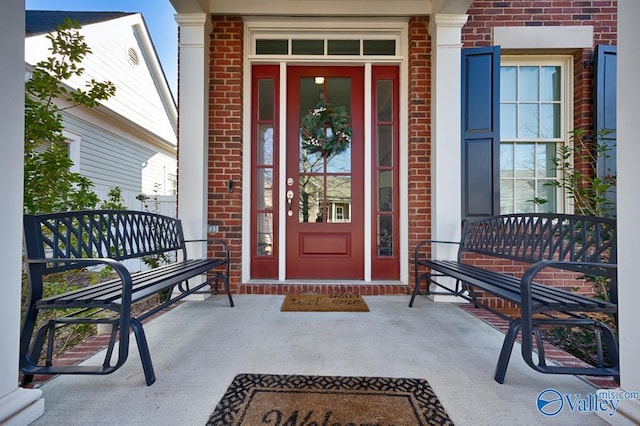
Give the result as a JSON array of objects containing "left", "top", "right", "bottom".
[{"left": 286, "top": 190, "right": 294, "bottom": 217}]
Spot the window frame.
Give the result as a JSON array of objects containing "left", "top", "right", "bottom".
[
  {"left": 62, "top": 130, "right": 81, "bottom": 173},
  {"left": 499, "top": 55, "right": 574, "bottom": 214}
]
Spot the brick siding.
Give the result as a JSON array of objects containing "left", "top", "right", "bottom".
[
  {"left": 461, "top": 0, "right": 617, "bottom": 311},
  {"left": 408, "top": 16, "right": 432, "bottom": 289},
  {"left": 208, "top": 16, "right": 244, "bottom": 293},
  {"left": 203, "top": 2, "right": 616, "bottom": 299}
]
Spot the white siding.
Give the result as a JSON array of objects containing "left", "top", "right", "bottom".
[
  {"left": 60, "top": 110, "right": 177, "bottom": 212},
  {"left": 24, "top": 13, "right": 177, "bottom": 217},
  {"left": 24, "top": 13, "right": 176, "bottom": 146}
]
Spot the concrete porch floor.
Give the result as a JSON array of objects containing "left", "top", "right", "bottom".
[{"left": 30, "top": 295, "right": 610, "bottom": 425}]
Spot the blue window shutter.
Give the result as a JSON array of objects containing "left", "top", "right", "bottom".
[
  {"left": 594, "top": 45, "right": 617, "bottom": 216},
  {"left": 461, "top": 46, "right": 500, "bottom": 220}
]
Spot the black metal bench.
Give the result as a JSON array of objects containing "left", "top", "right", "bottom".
[
  {"left": 21, "top": 210, "right": 234, "bottom": 386},
  {"left": 409, "top": 213, "right": 618, "bottom": 384}
]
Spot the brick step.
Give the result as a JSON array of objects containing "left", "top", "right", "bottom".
[{"left": 239, "top": 282, "right": 411, "bottom": 296}]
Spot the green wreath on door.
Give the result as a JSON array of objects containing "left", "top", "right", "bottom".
[{"left": 300, "top": 100, "right": 352, "bottom": 156}]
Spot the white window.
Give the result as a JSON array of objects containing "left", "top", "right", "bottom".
[
  {"left": 499, "top": 57, "right": 572, "bottom": 214},
  {"left": 34, "top": 130, "right": 81, "bottom": 173},
  {"left": 62, "top": 130, "right": 81, "bottom": 173}
]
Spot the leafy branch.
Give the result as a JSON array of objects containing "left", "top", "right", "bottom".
[
  {"left": 532, "top": 129, "right": 616, "bottom": 217},
  {"left": 24, "top": 18, "right": 116, "bottom": 214}
]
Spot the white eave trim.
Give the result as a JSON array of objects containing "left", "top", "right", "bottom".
[{"left": 207, "top": 0, "right": 433, "bottom": 16}]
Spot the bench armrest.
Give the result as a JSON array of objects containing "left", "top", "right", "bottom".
[
  {"left": 26, "top": 257, "right": 135, "bottom": 319},
  {"left": 520, "top": 260, "right": 617, "bottom": 315},
  {"left": 521, "top": 259, "right": 617, "bottom": 297}
]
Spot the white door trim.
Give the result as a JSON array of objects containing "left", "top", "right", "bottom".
[{"left": 242, "top": 17, "right": 409, "bottom": 284}]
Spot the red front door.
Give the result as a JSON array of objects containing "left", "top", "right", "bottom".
[{"left": 285, "top": 66, "right": 364, "bottom": 279}]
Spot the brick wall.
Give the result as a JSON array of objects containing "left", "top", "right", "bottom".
[
  {"left": 203, "top": 3, "right": 616, "bottom": 298},
  {"left": 462, "top": 0, "right": 617, "bottom": 133},
  {"left": 408, "top": 16, "right": 432, "bottom": 287},
  {"left": 459, "top": 0, "right": 617, "bottom": 311},
  {"left": 208, "top": 16, "right": 244, "bottom": 292}
]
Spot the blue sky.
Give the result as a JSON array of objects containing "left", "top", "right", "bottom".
[{"left": 25, "top": 0, "right": 178, "bottom": 98}]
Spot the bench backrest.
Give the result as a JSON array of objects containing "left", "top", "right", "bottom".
[
  {"left": 460, "top": 214, "right": 617, "bottom": 267},
  {"left": 24, "top": 210, "right": 186, "bottom": 274}
]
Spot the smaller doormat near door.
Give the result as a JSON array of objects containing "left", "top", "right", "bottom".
[
  {"left": 280, "top": 294, "right": 369, "bottom": 312},
  {"left": 207, "top": 373, "right": 454, "bottom": 425}
]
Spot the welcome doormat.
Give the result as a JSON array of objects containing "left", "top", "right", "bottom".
[
  {"left": 207, "top": 373, "right": 454, "bottom": 425},
  {"left": 280, "top": 294, "right": 369, "bottom": 312}
]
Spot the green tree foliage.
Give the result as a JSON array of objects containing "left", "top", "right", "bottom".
[
  {"left": 533, "top": 129, "right": 616, "bottom": 217},
  {"left": 24, "top": 18, "right": 116, "bottom": 214}
]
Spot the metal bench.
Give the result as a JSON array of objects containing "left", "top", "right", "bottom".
[
  {"left": 21, "top": 210, "right": 234, "bottom": 386},
  {"left": 409, "top": 213, "right": 618, "bottom": 384}
]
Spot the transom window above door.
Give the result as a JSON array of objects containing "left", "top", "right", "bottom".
[
  {"left": 255, "top": 38, "right": 397, "bottom": 56},
  {"left": 245, "top": 18, "right": 406, "bottom": 60}
]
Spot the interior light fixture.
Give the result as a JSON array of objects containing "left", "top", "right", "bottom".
[{"left": 314, "top": 76, "right": 325, "bottom": 85}]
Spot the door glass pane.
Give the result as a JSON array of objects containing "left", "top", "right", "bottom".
[
  {"left": 299, "top": 176, "right": 323, "bottom": 223},
  {"left": 299, "top": 77, "right": 322, "bottom": 114},
  {"left": 377, "top": 80, "right": 392, "bottom": 121},
  {"left": 377, "top": 215, "right": 393, "bottom": 256},
  {"left": 298, "top": 76, "right": 352, "bottom": 224},
  {"left": 378, "top": 126, "right": 392, "bottom": 166},
  {"left": 326, "top": 145, "right": 351, "bottom": 173},
  {"left": 258, "top": 125, "right": 273, "bottom": 165},
  {"left": 258, "top": 80, "right": 274, "bottom": 120},
  {"left": 327, "top": 78, "right": 352, "bottom": 115},
  {"left": 256, "top": 169, "right": 272, "bottom": 210},
  {"left": 256, "top": 213, "right": 273, "bottom": 256},
  {"left": 378, "top": 170, "right": 392, "bottom": 211},
  {"left": 300, "top": 150, "right": 324, "bottom": 173},
  {"left": 326, "top": 175, "right": 351, "bottom": 223}
]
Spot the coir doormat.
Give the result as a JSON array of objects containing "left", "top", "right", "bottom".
[
  {"left": 280, "top": 294, "right": 369, "bottom": 312},
  {"left": 207, "top": 373, "right": 454, "bottom": 425}
]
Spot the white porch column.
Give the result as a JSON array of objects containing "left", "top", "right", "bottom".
[
  {"left": 0, "top": 1, "right": 44, "bottom": 424},
  {"left": 429, "top": 14, "right": 468, "bottom": 301},
  {"left": 175, "top": 14, "right": 210, "bottom": 248},
  {"left": 597, "top": 1, "right": 640, "bottom": 424}
]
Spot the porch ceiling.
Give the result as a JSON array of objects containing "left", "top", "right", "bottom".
[{"left": 169, "top": 0, "right": 473, "bottom": 16}]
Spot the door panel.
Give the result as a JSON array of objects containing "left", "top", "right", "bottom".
[{"left": 286, "top": 66, "right": 364, "bottom": 279}]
